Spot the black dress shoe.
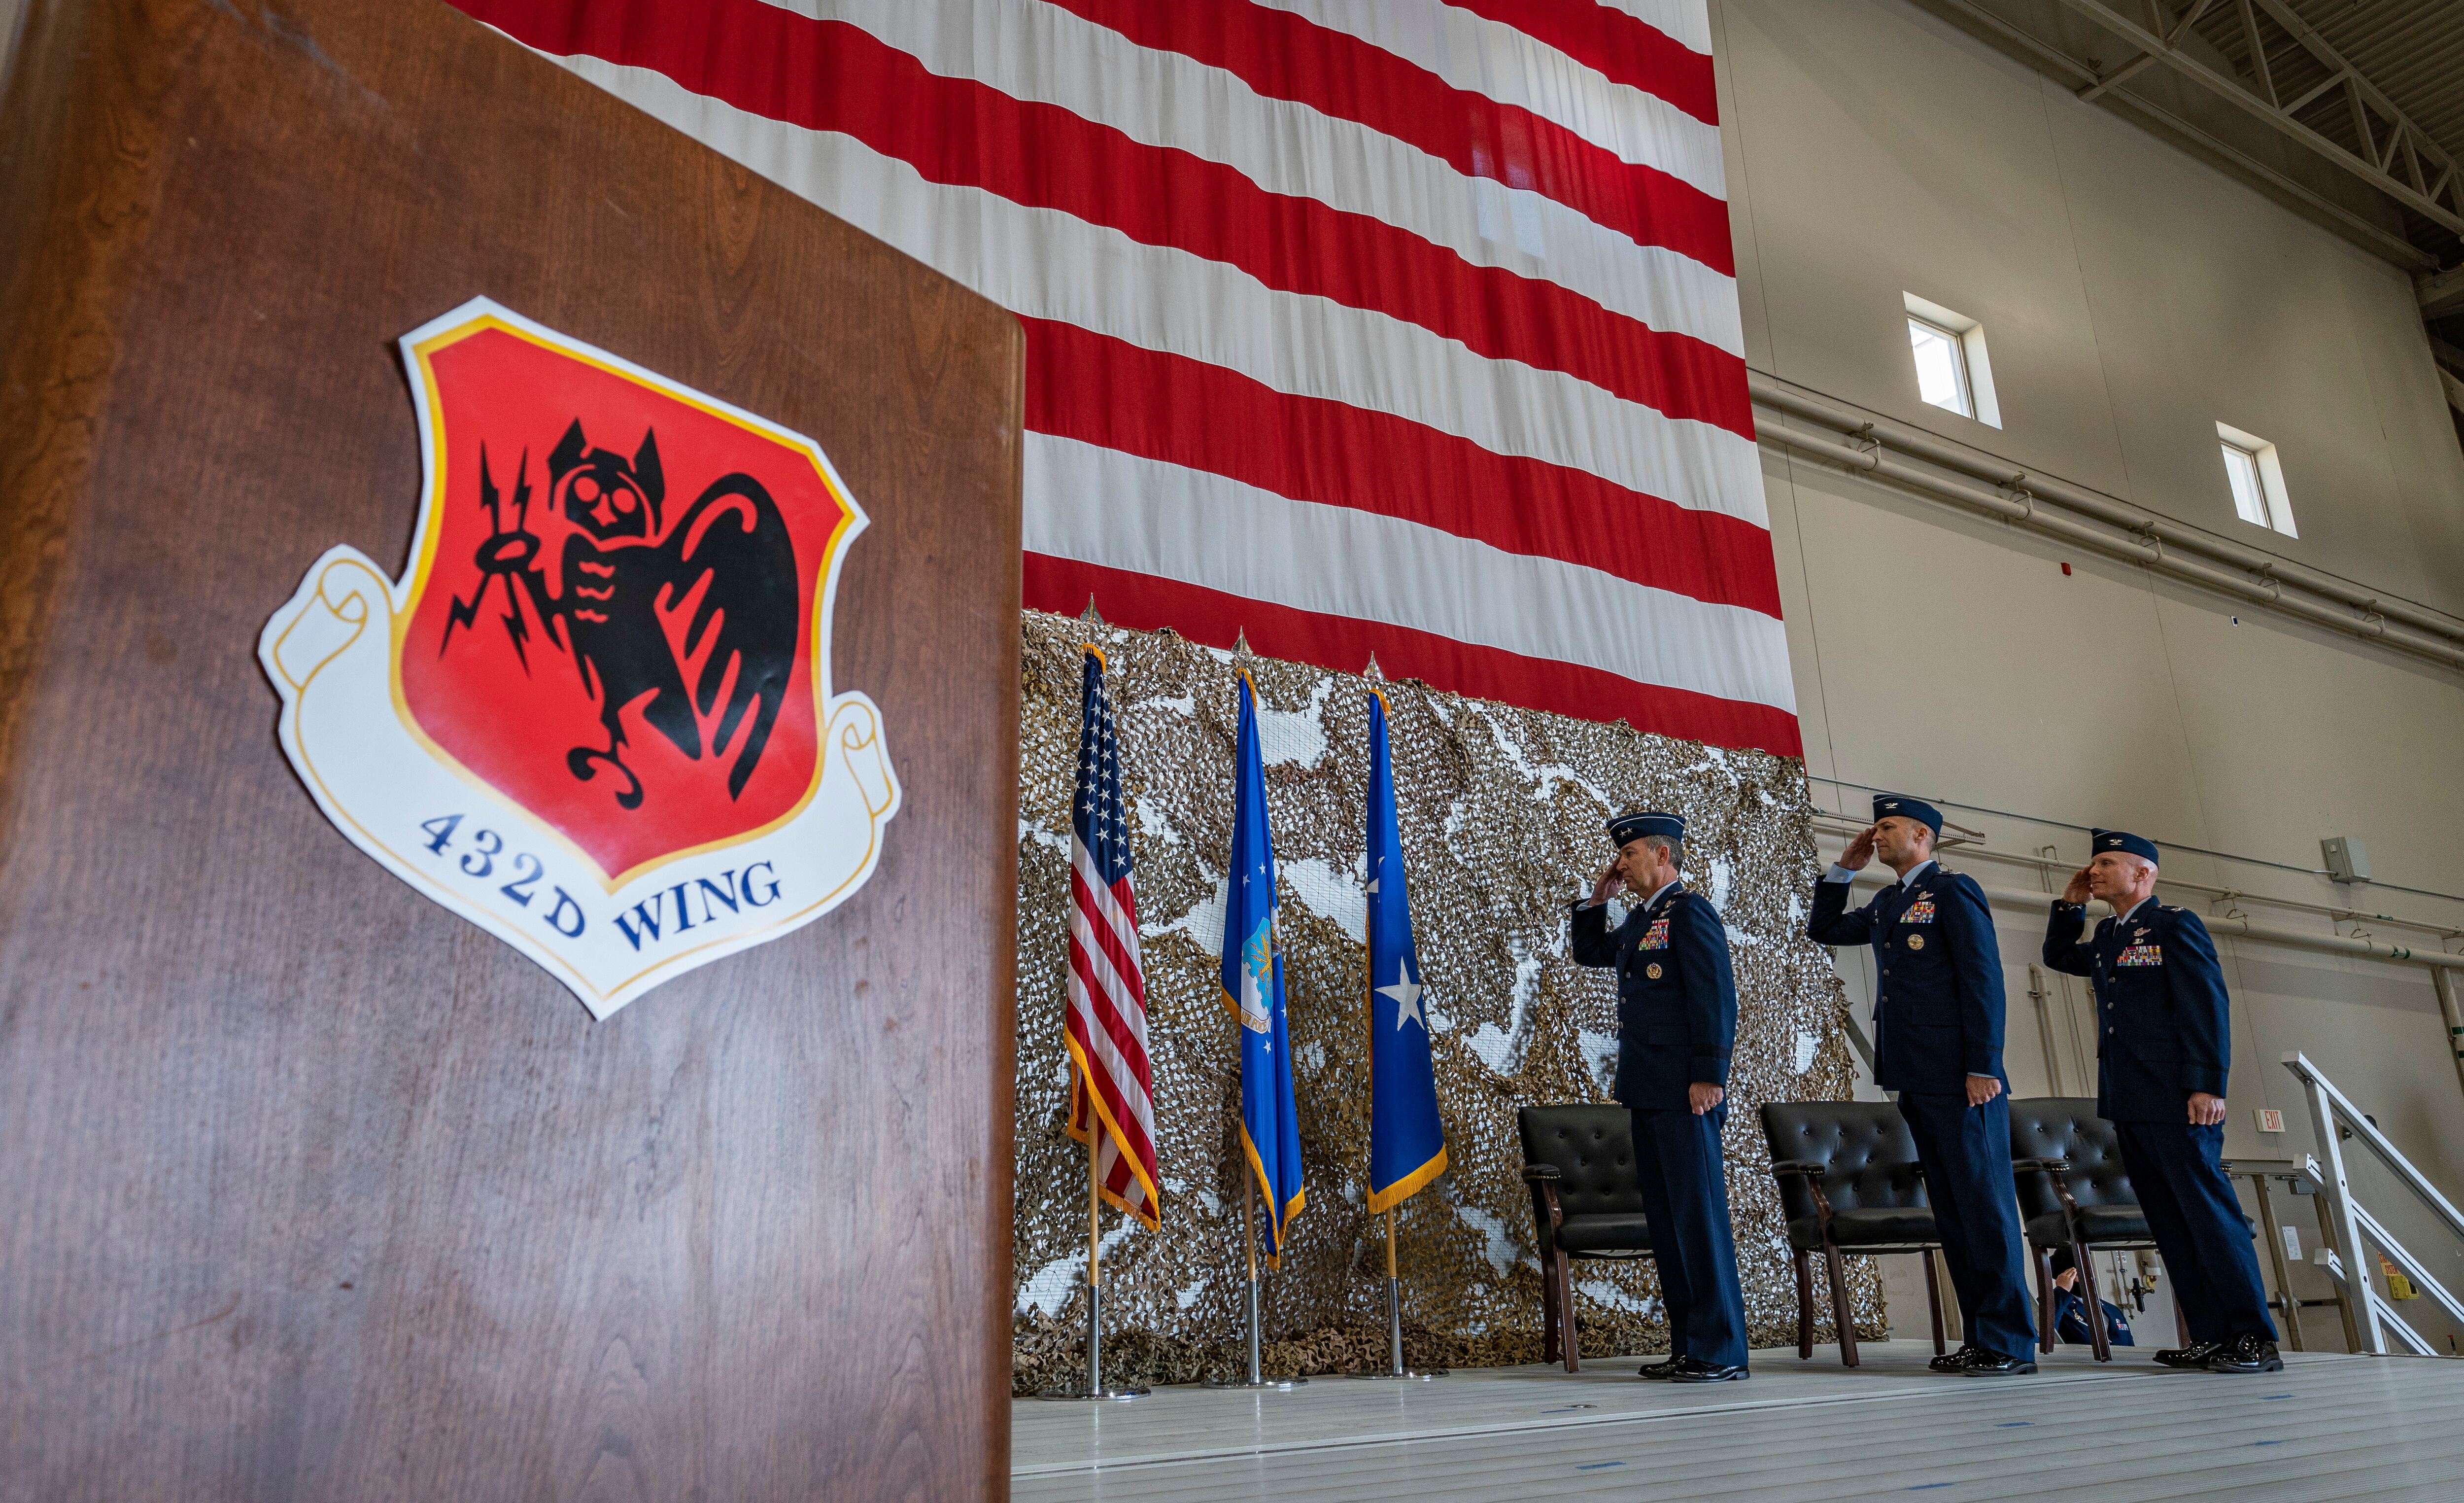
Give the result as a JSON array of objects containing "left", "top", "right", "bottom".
[
  {"left": 2155, "top": 1341, "right": 2225, "bottom": 1369},
  {"left": 1637, "top": 1357, "right": 1680, "bottom": 1380},
  {"left": 1929, "top": 1343, "right": 1979, "bottom": 1374},
  {"left": 2202, "top": 1334, "right": 2284, "bottom": 1373},
  {"left": 1668, "top": 1357, "right": 1748, "bottom": 1383},
  {"left": 1957, "top": 1349, "right": 2038, "bottom": 1376}
]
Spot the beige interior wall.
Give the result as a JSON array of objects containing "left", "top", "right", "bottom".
[{"left": 1713, "top": 0, "right": 2464, "bottom": 1345}]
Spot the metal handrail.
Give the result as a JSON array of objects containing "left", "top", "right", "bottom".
[
  {"left": 2283, "top": 1051, "right": 2464, "bottom": 1355},
  {"left": 2218, "top": 1157, "right": 2356, "bottom": 1353}
]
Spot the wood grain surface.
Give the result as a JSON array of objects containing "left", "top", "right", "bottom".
[{"left": 0, "top": 1, "right": 1022, "bottom": 1498}]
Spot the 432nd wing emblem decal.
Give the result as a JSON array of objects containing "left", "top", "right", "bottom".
[{"left": 259, "top": 298, "right": 899, "bottom": 1017}]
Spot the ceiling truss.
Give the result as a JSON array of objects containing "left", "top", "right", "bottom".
[{"left": 2050, "top": 0, "right": 2464, "bottom": 239}]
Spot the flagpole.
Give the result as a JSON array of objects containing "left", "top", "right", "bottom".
[
  {"left": 1385, "top": 1211, "right": 1404, "bottom": 1376},
  {"left": 1037, "top": 1132, "right": 1149, "bottom": 1400},
  {"left": 1244, "top": 1176, "right": 1263, "bottom": 1385},
  {"left": 1086, "top": 1145, "right": 1103, "bottom": 1394},
  {"left": 1345, "top": 1208, "right": 1443, "bottom": 1380},
  {"left": 1203, "top": 1157, "right": 1305, "bottom": 1388}
]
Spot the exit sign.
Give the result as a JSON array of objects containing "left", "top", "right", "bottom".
[{"left": 2257, "top": 1109, "right": 2286, "bottom": 1133}]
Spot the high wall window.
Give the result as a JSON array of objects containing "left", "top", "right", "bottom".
[
  {"left": 2217, "top": 421, "right": 2296, "bottom": 537},
  {"left": 1903, "top": 293, "right": 2000, "bottom": 427}
]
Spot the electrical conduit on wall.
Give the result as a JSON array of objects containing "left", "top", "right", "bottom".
[{"left": 1750, "top": 374, "right": 2464, "bottom": 673}]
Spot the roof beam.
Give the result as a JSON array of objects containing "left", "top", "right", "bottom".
[
  {"left": 1912, "top": 0, "right": 2438, "bottom": 269},
  {"left": 2043, "top": 0, "right": 2464, "bottom": 236},
  {"left": 2079, "top": 0, "right": 2213, "bottom": 102}
]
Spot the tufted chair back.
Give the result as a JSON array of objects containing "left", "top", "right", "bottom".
[
  {"left": 2007, "top": 1097, "right": 2137, "bottom": 1216},
  {"left": 1516, "top": 1104, "right": 1646, "bottom": 1258},
  {"left": 1757, "top": 1100, "right": 1927, "bottom": 1223}
]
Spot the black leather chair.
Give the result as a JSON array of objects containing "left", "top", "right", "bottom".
[
  {"left": 1760, "top": 1100, "right": 1948, "bottom": 1367},
  {"left": 2007, "top": 1096, "right": 2184, "bottom": 1361},
  {"left": 1517, "top": 1104, "right": 1656, "bottom": 1373}
]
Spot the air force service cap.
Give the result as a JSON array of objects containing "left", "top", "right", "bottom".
[
  {"left": 1872, "top": 794, "right": 1943, "bottom": 837},
  {"left": 1608, "top": 810, "right": 1685, "bottom": 847},
  {"left": 2092, "top": 828, "right": 2160, "bottom": 865}
]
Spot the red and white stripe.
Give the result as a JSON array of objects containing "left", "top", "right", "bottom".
[
  {"left": 1067, "top": 835, "right": 1158, "bottom": 1226},
  {"left": 457, "top": 0, "right": 1798, "bottom": 754}
]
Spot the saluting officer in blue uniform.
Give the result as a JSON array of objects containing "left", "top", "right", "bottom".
[
  {"left": 1808, "top": 795, "right": 2038, "bottom": 1376},
  {"left": 2044, "top": 829, "right": 2281, "bottom": 1374},
  {"left": 1569, "top": 811, "right": 1749, "bottom": 1382}
]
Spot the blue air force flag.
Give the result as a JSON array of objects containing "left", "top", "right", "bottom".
[
  {"left": 1365, "top": 686, "right": 1447, "bottom": 1212},
  {"left": 1224, "top": 667, "right": 1305, "bottom": 1264}
]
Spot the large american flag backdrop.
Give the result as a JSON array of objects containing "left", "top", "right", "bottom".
[{"left": 455, "top": 0, "right": 1797, "bottom": 755}]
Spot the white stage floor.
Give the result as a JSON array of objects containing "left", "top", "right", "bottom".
[{"left": 1011, "top": 1340, "right": 2464, "bottom": 1501}]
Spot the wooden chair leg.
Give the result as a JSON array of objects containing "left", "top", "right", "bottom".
[
  {"left": 1823, "top": 1243, "right": 1859, "bottom": 1368},
  {"left": 1540, "top": 1249, "right": 1561, "bottom": 1365},
  {"left": 2076, "top": 1242, "right": 2111, "bottom": 1363},
  {"left": 2034, "top": 1247, "right": 2055, "bottom": 1354},
  {"left": 1794, "top": 1249, "right": 1814, "bottom": 1360},
  {"left": 1922, "top": 1250, "right": 1946, "bottom": 1356},
  {"left": 1557, "top": 1249, "right": 1579, "bottom": 1373}
]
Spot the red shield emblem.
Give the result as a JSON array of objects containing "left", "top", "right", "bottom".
[
  {"left": 263, "top": 299, "right": 897, "bottom": 1018},
  {"left": 395, "top": 313, "right": 856, "bottom": 885}
]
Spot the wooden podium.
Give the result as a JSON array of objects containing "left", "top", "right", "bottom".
[{"left": 0, "top": 2, "right": 1021, "bottom": 1499}]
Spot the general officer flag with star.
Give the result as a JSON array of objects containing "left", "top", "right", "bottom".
[
  {"left": 1365, "top": 685, "right": 1447, "bottom": 1212},
  {"left": 1224, "top": 666, "right": 1305, "bottom": 1264}
]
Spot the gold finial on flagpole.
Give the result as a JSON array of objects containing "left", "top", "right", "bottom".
[
  {"left": 1080, "top": 595, "right": 1105, "bottom": 628},
  {"left": 1363, "top": 653, "right": 1385, "bottom": 683}
]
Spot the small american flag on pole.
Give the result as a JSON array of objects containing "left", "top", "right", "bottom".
[{"left": 1065, "top": 642, "right": 1160, "bottom": 1228}]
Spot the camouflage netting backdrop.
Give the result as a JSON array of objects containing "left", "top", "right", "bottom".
[{"left": 1011, "top": 612, "right": 1882, "bottom": 1392}]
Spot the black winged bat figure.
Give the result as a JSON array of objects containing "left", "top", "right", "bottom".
[{"left": 447, "top": 419, "right": 800, "bottom": 811}]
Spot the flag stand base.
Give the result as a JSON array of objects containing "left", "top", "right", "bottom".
[
  {"left": 1038, "top": 1282, "right": 1150, "bottom": 1401},
  {"left": 1202, "top": 1274, "right": 1308, "bottom": 1390},
  {"left": 1346, "top": 1276, "right": 1446, "bottom": 1379}
]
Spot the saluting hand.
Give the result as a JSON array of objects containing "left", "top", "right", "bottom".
[
  {"left": 2061, "top": 864, "right": 2094, "bottom": 906},
  {"left": 1590, "top": 859, "right": 1623, "bottom": 908},
  {"left": 2187, "top": 1091, "right": 2226, "bottom": 1126},
  {"left": 1837, "top": 825, "right": 1877, "bottom": 872},
  {"left": 1689, "top": 1083, "right": 1724, "bottom": 1116}
]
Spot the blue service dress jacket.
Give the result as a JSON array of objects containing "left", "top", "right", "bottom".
[
  {"left": 2042, "top": 899, "right": 2231, "bottom": 1122},
  {"left": 1569, "top": 886, "right": 1737, "bottom": 1110},
  {"left": 1806, "top": 864, "right": 2005, "bottom": 1091}
]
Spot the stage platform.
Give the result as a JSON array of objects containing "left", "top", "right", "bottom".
[{"left": 1012, "top": 1340, "right": 2464, "bottom": 1501}]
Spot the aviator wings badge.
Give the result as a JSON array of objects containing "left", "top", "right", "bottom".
[{"left": 259, "top": 298, "right": 900, "bottom": 1017}]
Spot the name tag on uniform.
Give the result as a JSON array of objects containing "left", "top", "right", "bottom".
[
  {"left": 2117, "top": 944, "right": 2163, "bottom": 967},
  {"left": 1898, "top": 900, "right": 1936, "bottom": 924}
]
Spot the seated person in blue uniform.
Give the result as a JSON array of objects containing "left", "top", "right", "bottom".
[
  {"left": 1807, "top": 795, "right": 2038, "bottom": 1376},
  {"left": 2048, "top": 1247, "right": 2134, "bottom": 1348},
  {"left": 2044, "top": 829, "right": 2282, "bottom": 1374},
  {"left": 1568, "top": 811, "right": 1749, "bottom": 1383}
]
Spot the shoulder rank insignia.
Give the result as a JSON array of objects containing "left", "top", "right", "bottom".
[
  {"left": 1899, "top": 900, "right": 1937, "bottom": 924},
  {"left": 2116, "top": 943, "right": 2163, "bottom": 967}
]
